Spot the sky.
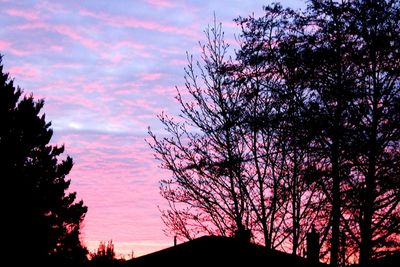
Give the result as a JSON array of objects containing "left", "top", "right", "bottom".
[{"left": 0, "top": 0, "right": 305, "bottom": 258}]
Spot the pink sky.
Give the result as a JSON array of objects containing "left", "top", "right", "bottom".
[{"left": 0, "top": 0, "right": 304, "bottom": 258}]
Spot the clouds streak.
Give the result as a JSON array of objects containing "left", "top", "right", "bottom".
[{"left": 0, "top": 0, "right": 304, "bottom": 257}]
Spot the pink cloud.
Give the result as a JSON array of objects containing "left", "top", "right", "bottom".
[
  {"left": 97, "top": 40, "right": 154, "bottom": 65},
  {"left": 36, "top": 1, "right": 66, "bottom": 14},
  {"left": 5, "top": 8, "right": 39, "bottom": 21},
  {"left": 8, "top": 65, "right": 40, "bottom": 80},
  {"left": 51, "top": 62, "right": 82, "bottom": 69},
  {"left": 16, "top": 22, "right": 98, "bottom": 49},
  {"left": 170, "top": 59, "right": 187, "bottom": 66},
  {"left": 108, "top": 53, "right": 124, "bottom": 64},
  {"left": 9, "top": 47, "right": 34, "bottom": 56},
  {"left": 106, "top": 40, "right": 153, "bottom": 58},
  {"left": 37, "top": 80, "right": 100, "bottom": 112},
  {"left": 51, "top": 94, "right": 98, "bottom": 110},
  {"left": 50, "top": 45, "right": 64, "bottom": 52},
  {"left": 41, "top": 79, "right": 79, "bottom": 95},
  {"left": 53, "top": 25, "right": 98, "bottom": 49},
  {"left": 140, "top": 73, "right": 163, "bottom": 81},
  {"left": 149, "top": 84, "right": 177, "bottom": 97},
  {"left": 82, "top": 81, "right": 106, "bottom": 94},
  {"left": 122, "top": 98, "right": 163, "bottom": 115},
  {"left": 79, "top": 8, "right": 199, "bottom": 39},
  {"left": 0, "top": 40, "right": 32, "bottom": 56},
  {"left": 110, "top": 40, "right": 146, "bottom": 51},
  {"left": 0, "top": 40, "right": 10, "bottom": 50},
  {"left": 145, "top": 0, "right": 176, "bottom": 8},
  {"left": 55, "top": 132, "right": 172, "bottom": 256},
  {"left": 110, "top": 81, "right": 143, "bottom": 96}
]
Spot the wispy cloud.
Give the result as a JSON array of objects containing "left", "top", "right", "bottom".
[
  {"left": 0, "top": 40, "right": 32, "bottom": 56},
  {"left": 5, "top": 8, "right": 40, "bottom": 21},
  {"left": 60, "top": 132, "right": 172, "bottom": 256},
  {"left": 145, "top": 0, "right": 177, "bottom": 9},
  {"left": 15, "top": 22, "right": 99, "bottom": 49},
  {"left": 140, "top": 73, "right": 163, "bottom": 81},
  {"left": 0, "top": 0, "right": 299, "bottom": 258},
  {"left": 79, "top": 8, "right": 199, "bottom": 39},
  {"left": 8, "top": 64, "right": 41, "bottom": 80}
]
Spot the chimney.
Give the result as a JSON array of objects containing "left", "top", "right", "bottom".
[
  {"left": 307, "top": 225, "right": 320, "bottom": 265},
  {"left": 234, "top": 225, "right": 251, "bottom": 243},
  {"left": 174, "top": 236, "right": 177, "bottom": 246}
]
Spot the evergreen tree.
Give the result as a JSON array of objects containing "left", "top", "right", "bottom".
[{"left": 0, "top": 56, "right": 87, "bottom": 266}]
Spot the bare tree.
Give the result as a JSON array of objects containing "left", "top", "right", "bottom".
[
  {"left": 235, "top": 4, "right": 325, "bottom": 254},
  {"left": 148, "top": 20, "right": 250, "bottom": 239},
  {"left": 235, "top": 7, "right": 290, "bottom": 248},
  {"left": 148, "top": 3, "right": 399, "bottom": 266}
]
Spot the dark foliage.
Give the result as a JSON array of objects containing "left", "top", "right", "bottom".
[
  {"left": 149, "top": 1, "right": 399, "bottom": 266},
  {"left": 88, "top": 240, "right": 125, "bottom": 267},
  {"left": 0, "top": 56, "right": 87, "bottom": 266}
]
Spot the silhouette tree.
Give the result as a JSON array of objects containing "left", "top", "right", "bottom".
[
  {"left": 89, "top": 240, "right": 118, "bottom": 267},
  {"left": 283, "top": 1, "right": 399, "bottom": 265},
  {"left": 235, "top": 4, "right": 324, "bottom": 253},
  {"left": 345, "top": 1, "right": 400, "bottom": 264},
  {"left": 149, "top": 1, "right": 399, "bottom": 266},
  {"left": 148, "top": 20, "right": 251, "bottom": 239},
  {"left": 235, "top": 0, "right": 399, "bottom": 265},
  {"left": 292, "top": 2, "right": 359, "bottom": 265},
  {"left": 0, "top": 56, "right": 87, "bottom": 266}
]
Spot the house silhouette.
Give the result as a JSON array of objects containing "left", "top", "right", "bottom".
[{"left": 124, "top": 235, "right": 327, "bottom": 267}]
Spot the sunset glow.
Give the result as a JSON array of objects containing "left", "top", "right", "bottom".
[{"left": 0, "top": 0, "right": 305, "bottom": 257}]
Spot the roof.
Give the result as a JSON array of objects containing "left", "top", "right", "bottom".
[
  {"left": 354, "top": 252, "right": 400, "bottom": 267},
  {"left": 124, "top": 235, "right": 327, "bottom": 267}
]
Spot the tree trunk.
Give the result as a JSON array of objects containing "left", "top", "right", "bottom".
[
  {"left": 360, "top": 56, "right": 378, "bottom": 266},
  {"left": 292, "top": 149, "right": 299, "bottom": 255},
  {"left": 331, "top": 151, "right": 340, "bottom": 267}
]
